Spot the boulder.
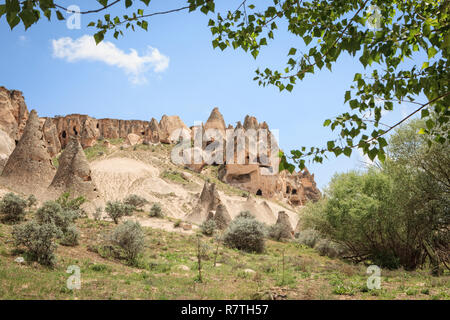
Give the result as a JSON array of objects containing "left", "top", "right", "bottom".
[{"left": 125, "top": 133, "right": 142, "bottom": 146}]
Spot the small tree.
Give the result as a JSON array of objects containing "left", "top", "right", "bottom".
[
  {"left": 109, "top": 221, "right": 145, "bottom": 264},
  {"left": 124, "top": 194, "right": 148, "bottom": 210},
  {"left": 12, "top": 221, "right": 62, "bottom": 266},
  {"left": 223, "top": 212, "right": 266, "bottom": 253},
  {"left": 0, "top": 193, "right": 27, "bottom": 223},
  {"left": 149, "top": 203, "right": 163, "bottom": 218},
  {"left": 105, "top": 201, "right": 135, "bottom": 224}
]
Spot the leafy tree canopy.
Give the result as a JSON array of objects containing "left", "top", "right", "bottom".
[{"left": 1, "top": 0, "right": 448, "bottom": 171}]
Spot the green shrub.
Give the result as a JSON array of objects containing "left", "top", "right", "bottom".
[
  {"left": 296, "top": 229, "right": 321, "bottom": 248},
  {"left": 109, "top": 221, "right": 145, "bottom": 264},
  {"left": 93, "top": 207, "right": 103, "bottom": 221},
  {"left": 35, "top": 201, "right": 78, "bottom": 232},
  {"left": 27, "top": 195, "right": 37, "bottom": 208},
  {"left": 173, "top": 219, "right": 182, "bottom": 228},
  {"left": 223, "top": 213, "right": 266, "bottom": 253},
  {"left": 315, "top": 239, "right": 346, "bottom": 258},
  {"left": 149, "top": 203, "right": 163, "bottom": 218},
  {"left": 105, "top": 201, "right": 135, "bottom": 224},
  {"left": 56, "top": 192, "right": 86, "bottom": 215},
  {"left": 60, "top": 225, "right": 80, "bottom": 246},
  {"left": 0, "top": 193, "right": 27, "bottom": 223},
  {"left": 268, "top": 224, "right": 289, "bottom": 241},
  {"left": 200, "top": 220, "right": 216, "bottom": 236},
  {"left": 124, "top": 194, "right": 149, "bottom": 209},
  {"left": 12, "top": 221, "right": 61, "bottom": 266}
]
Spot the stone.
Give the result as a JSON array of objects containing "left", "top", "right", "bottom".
[
  {"left": 48, "top": 136, "right": 99, "bottom": 199},
  {"left": 181, "top": 223, "right": 192, "bottom": 231},
  {"left": 125, "top": 133, "right": 142, "bottom": 146},
  {"left": 15, "top": 257, "right": 25, "bottom": 264},
  {"left": 178, "top": 265, "right": 190, "bottom": 271},
  {"left": 1, "top": 110, "right": 56, "bottom": 193},
  {"left": 244, "top": 268, "right": 256, "bottom": 274},
  {"left": 0, "top": 87, "right": 29, "bottom": 143},
  {"left": 181, "top": 171, "right": 193, "bottom": 181}
]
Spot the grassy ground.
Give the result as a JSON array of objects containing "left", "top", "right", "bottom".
[{"left": 0, "top": 218, "right": 448, "bottom": 300}]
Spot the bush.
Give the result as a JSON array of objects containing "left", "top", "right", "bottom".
[
  {"left": 149, "top": 203, "right": 163, "bottom": 218},
  {"left": 315, "top": 239, "right": 346, "bottom": 258},
  {"left": 223, "top": 214, "right": 266, "bottom": 253},
  {"left": 124, "top": 195, "right": 148, "bottom": 209},
  {"left": 200, "top": 220, "right": 216, "bottom": 236},
  {"left": 27, "top": 195, "right": 37, "bottom": 208},
  {"left": 268, "top": 224, "right": 292, "bottom": 241},
  {"left": 93, "top": 207, "right": 103, "bottom": 221},
  {"left": 12, "top": 221, "right": 62, "bottom": 266},
  {"left": 56, "top": 192, "right": 86, "bottom": 216},
  {"left": 0, "top": 193, "right": 27, "bottom": 223},
  {"left": 105, "top": 201, "right": 135, "bottom": 224},
  {"left": 109, "top": 221, "right": 145, "bottom": 263},
  {"left": 35, "top": 201, "right": 78, "bottom": 232},
  {"left": 296, "top": 229, "right": 321, "bottom": 248},
  {"left": 60, "top": 225, "right": 80, "bottom": 246}
]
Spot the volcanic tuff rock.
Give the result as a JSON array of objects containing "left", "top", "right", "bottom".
[
  {"left": 273, "top": 211, "right": 294, "bottom": 240},
  {"left": 186, "top": 181, "right": 223, "bottom": 223},
  {"left": 204, "top": 107, "right": 226, "bottom": 138},
  {"left": 0, "top": 86, "right": 321, "bottom": 206},
  {"left": 159, "top": 115, "right": 190, "bottom": 144},
  {"left": 213, "top": 203, "right": 232, "bottom": 230},
  {"left": 0, "top": 87, "right": 28, "bottom": 144},
  {"left": 0, "top": 110, "right": 55, "bottom": 192},
  {"left": 48, "top": 136, "right": 99, "bottom": 199}
]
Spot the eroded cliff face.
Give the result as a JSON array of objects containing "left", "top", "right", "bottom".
[{"left": 0, "top": 86, "right": 321, "bottom": 205}]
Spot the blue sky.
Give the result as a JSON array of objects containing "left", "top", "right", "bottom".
[{"left": 0, "top": 0, "right": 421, "bottom": 189}]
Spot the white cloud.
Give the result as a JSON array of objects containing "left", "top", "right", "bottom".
[{"left": 52, "top": 35, "right": 169, "bottom": 84}]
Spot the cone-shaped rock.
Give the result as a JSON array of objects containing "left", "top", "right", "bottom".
[
  {"left": 214, "top": 203, "right": 232, "bottom": 230},
  {"left": 145, "top": 117, "right": 161, "bottom": 144},
  {"left": 1, "top": 110, "right": 55, "bottom": 192},
  {"left": 204, "top": 107, "right": 226, "bottom": 137},
  {"left": 243, "top": 115, "right": 259, "bottom": 131},
  {"left": 186, "top": 181, "right": 222, "bottom": 223},
  {"left": 273, "top": 211, "right": 294, "bottom": 240},
  {"left": 49, "top": 136, "right": 98, "bottom": 199}
]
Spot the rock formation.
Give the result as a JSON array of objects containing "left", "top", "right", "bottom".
[
  {"left": 0, "top": 86, "right": 321, "bottom": 206},
  {"left": 48, "top": 136, "right": 99, "bottom": 199},
  {"left": 0, "top": 87, "right": 28, "bottom": 144},
  {"left": 159, "top": 115, "right": 190, "bottom": 144},
  {"left": 0, "top": 110, "right": 55, "bottom": 192},
  {"left": 145, "top": 118, "right": 161, "bottom": 144},
  {"left": 213, "top": 203, "right": 232, "bottom": 230},
  {"left": 273, "top": 211, "right": 294, "bottom": 240},
  {"left": 186, "top": 181, "right": 223, "bottom": 223},
  {"left": 204, "top": 107, "right": 226, "bottom": 138}
]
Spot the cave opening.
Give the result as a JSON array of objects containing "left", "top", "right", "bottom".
[
  {"left": 73, "top": 127, "right": 78, "bottom": 135},
  {"left": 62, "top": 131, "right": 66, "bottom": 139},
  {"left": 256, "top": 189, "right": 263, "bottom": 196}
]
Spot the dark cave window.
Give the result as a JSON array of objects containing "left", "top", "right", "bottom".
[
  {"left": 256, "top": 189, "right": 262, "bottom": 196},
  {"left": 62, "top": 131, "right": 67, "bottom": 138},
  {"left": 292, "top": 189, "right": 297, "bottom": 195},
  {"left": 73, "top": 127, "right": 78, "bottom": 135}
]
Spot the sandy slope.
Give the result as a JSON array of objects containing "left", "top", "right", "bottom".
[{"left": 89, "top": 155, "right": 299, "bottom": 228}]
